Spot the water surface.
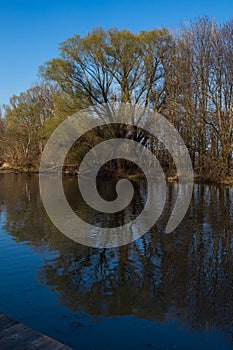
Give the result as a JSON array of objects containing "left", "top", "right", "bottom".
[{"left": 0, "top": 174, "right": 232, "bottom": 349}]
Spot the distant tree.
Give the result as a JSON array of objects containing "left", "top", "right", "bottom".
[
  {"left": 4, "top": 84, "right": 58, "bottom": 168},
  {"left": 172, "top": 18, "right": 233, "bottom": 178},
  {"left": 40, "top": 27, "right": 174, "bottom": 109},
  {"left": 0, "top": 112, "right": 5, "bottom": 165},
  {"left": 40, "top": 27, "right": 175, "bottom": 171}
]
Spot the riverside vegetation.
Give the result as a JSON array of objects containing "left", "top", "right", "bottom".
[{"left": 0, "top": 17, "right": 232, "bottom": 184}]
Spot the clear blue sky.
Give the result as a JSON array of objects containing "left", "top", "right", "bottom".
[{"left": 0, "top": 0, "right": 232, "bottom": 107}]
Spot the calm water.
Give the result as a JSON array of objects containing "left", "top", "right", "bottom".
[{"left": 0, "top": 173, "right": 233, "bottom": 350}]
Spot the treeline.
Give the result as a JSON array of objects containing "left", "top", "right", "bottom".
[{"left": 0, "top": 17, "right": 232, "bottom": 182}]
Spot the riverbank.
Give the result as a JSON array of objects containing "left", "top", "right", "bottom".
[{"left": 1, "top": 165, "right": 233, "bottom": 186}]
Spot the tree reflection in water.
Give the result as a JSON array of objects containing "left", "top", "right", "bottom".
[{"left": 0, "top": 173, "right": 233, "bottom": 338}]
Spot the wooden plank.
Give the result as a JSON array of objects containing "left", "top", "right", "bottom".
[
  {"left": 0, "top": 315, "right": 17, "bottom": 332},
  {"left": 0, "top": 323, "right": 33, "bottom": 349},
  {"left": 0, "top": 313, "right": 73, "bottom": 350}
]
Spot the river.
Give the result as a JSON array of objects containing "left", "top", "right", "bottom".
[{"left": 0, "top": 174, "right": 232, "bottom": 349}]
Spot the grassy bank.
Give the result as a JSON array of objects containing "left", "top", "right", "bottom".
[{"left": 1, "top": 165, "right": 233, "bottom": 186}]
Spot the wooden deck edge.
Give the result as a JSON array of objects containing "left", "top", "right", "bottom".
[{"left": 0, "top": 313, "right": 74, "bottom": 350}]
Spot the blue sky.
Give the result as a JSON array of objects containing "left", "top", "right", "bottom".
[{"left": 0, "top": 0, "right": 232, "bottom": 107}]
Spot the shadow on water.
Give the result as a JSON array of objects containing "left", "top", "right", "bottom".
[{"left": 0, "top": 173, "right": 233, "bottom": 349}]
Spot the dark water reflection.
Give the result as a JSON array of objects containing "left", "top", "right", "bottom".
[{"left": 0, "top": 174, "right": 233, "bottom": 349}]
